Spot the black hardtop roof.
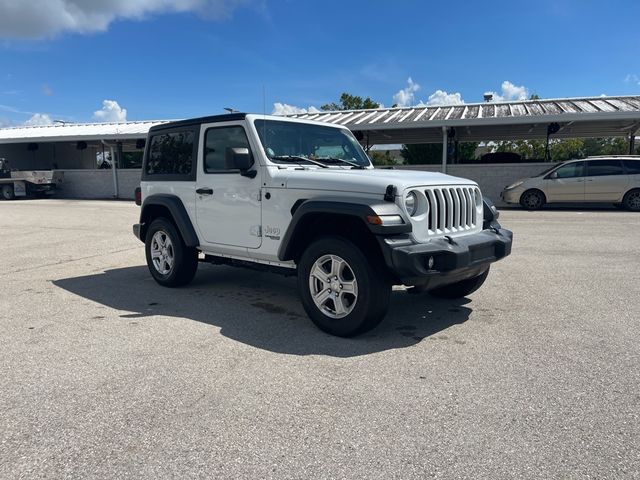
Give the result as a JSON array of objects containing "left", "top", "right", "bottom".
[{"left": 149, "top": 113, "right": 247, "bottom": 132}]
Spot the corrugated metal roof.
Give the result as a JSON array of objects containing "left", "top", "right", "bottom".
[
  {"left": 1, "top": 95, "right": 639, "bottom": 145},
  {"left": 0, "top": 120, "right": 174, "bottom": 144},
  {"left": 289, "top": 95, "right": 640, "bottom": 143}
]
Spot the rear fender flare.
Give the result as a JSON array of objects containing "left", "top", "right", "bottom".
[{"left": 139, "top": 194, "right": 199, "bottom": 247}]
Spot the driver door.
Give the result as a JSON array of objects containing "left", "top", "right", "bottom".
[
  {"left": 194, "top": 123, "right": 262, "bottom": 249},
  {"left": 544, "top": 161, "right": 586, "bottom": 202}
]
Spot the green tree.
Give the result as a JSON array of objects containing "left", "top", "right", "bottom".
[
  {"left": 401, "top": 142, "right": 478, "bottom": 165},
  {"left": 599, "top": 137, "right": 628, "bottom": 155},
  {"left": 457, "top": 142, "right": 479, "bottom": 161},
  {"left": 582, "top": 137, "right": 628, "bottom": 157},
  {"left": 549, "top": 138, "right": 584, "bottom": 160},
  {"left": 401, "top": 144, "right": 442, "bottom": 165},
  {"left": 369, "top": 150, "right": 396, "bottom": 166},
  {"left": 321, "top": 93, "right": 381, "bottom": 111},
  {"left": 495, "top": 139, "right": 546, "bottom": 160},
  {"left": 529, "top": 94, "right": 541, "bottom": 100}
]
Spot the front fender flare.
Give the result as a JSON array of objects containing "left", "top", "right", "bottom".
[{"left": 278, "top": 197, "right": 411, "bottom": 261}]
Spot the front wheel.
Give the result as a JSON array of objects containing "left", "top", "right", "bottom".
[
  {"left": 1, "top": 184, "right": 15, "bottom": 200},
  {"left": 145, "top": 217, "right": 198, "bottom": 287},
  {"left": 520, "top": 189, "right": 545, "bottom": 210},
  {"left": 297, "top": 236, "right": 390, "bottom": 337},
  {"left": 429, "top": 267, "right": 490, "bottom": 299},
  {"left": 622, "top": 189, "right": 640, "bottom": 212}
]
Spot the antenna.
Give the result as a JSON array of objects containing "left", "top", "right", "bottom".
[
  {"left": 223, "top": 107, "right": 239, "bottom": 113},
  {"left": 262, "top": 85, "right": 268, "bottom": 157}
]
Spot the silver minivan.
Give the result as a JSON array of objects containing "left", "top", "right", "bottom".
[{"left": 501, "top": 156, "right": 640, "bottom": 211}]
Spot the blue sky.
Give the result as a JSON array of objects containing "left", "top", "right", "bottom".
[{"left": 1, "top": 0, "right": 639, "bottom": 126}]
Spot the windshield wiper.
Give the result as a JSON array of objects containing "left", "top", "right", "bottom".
[
  {"left": 314, "top": 157, "right": 366, "bottom": 169},
  {"left": 270, "top": 155, "right": 329, "bottom": 168}
]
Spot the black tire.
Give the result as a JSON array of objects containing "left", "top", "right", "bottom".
[
  {"left": 145, "top": 217, "right": 198, "bottom": 287},
  {"left": 520, "top": 189, "right": 545, "bottom": 210},
  {"left": 2, "top": 184, "right": 15, "bottom": 200},
  {"left": 622, "top": 189, "right": 640, "bottom": 212},
  {"left": 429, "top": 267, "right": 490, "bottom": 299},
  {"left": 297, "top": 236, "right": 390, "bottom": 337}
]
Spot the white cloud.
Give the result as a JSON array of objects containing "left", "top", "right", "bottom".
[
  {"left": 423, "top": 90, "right": 465, "bottom": 106},
  {"left": 24, "top": 113, "right": 53, "bottom": 126},
  {"left": 625, "top": 74, "right": 640, "bottom": 86},
  {"left": 93, "top": 99, "right": 127, "bottom": 122},
  {"left": 486, "top": 80, "right": 529, "bottom": 102},
  {"left": 392, "top": 78, "right": 464, "bottom": 107},
  {"left": 272, "top": 103, "right": 320, "bottom": 115},
  {"left": 393, "top": 77, "right": 421, "bottom": 108},
  {"left": 0, "top": 0, "right": 251, "bottom": 38}
]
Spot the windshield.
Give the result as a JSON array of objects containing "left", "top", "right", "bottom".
[
  {"left": 254, "top": 119, "right": 371, "bottom": 167},
  {"left": 536, "top": 162, "right": 564, "bottom": 177}
]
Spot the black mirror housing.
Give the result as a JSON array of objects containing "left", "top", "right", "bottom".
[{"left": 226, "top": 147, "right": 253, "bottom": 171}]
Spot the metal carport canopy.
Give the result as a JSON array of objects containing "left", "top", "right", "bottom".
[
  {"left": 0, "top": 120, "right": 172, "bottom": 144},
  {"left": 288, "top": 95, "right": 640, "bottom": 144}
]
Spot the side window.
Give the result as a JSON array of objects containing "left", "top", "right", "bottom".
[
  {"left": 586, "top": 160, "right": 624, "bottom": 177},
  {"left": 145, "top": 130, "right": 195, "bottom": 177},
  {"left": 623, "top": 160, "right": 640, "bottom": 174},
  {"left": 204, "top": 126, "right": 251, "bottom": 173},
  {"left": 554, "top": 162, "right": 584, "bottom": 179}
]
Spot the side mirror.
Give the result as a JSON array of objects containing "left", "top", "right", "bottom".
[
  {"left": 226, "top": 147, "right": 253, "bottom": 171},
  {"left": 547, "top": 171, "right": 558, "bottom": 179}
]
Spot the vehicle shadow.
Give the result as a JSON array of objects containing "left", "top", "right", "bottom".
[{"left": 52, "top": 265, "right": 473, "bottom": 358}]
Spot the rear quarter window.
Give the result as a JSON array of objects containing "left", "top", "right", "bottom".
[
  {"left": 142, "top": 129, "right": 198, "bottom": 181},
  {"left": 585, "top": 159, "right": 624, "bottom": 177},
  {"left": 623, "top": 160, "right": 640, "bottom": 174}
]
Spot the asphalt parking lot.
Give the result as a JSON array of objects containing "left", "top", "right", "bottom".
[{"left": 1, "top": 199, "right": 639, "bottom": 479}]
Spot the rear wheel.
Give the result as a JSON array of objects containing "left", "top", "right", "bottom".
[
  {"left": 145, "top": 217, "right": 198, "bottom": 287},
  {"left": 429, "top": 267, "right": 490, "bottom": 299},
  {"left": 298, "top": 236, "right": 390, "bottom": 337},
  {"left": 622, "top": 189, "right": 640, "bottom": 212},
  {"left": 1, "top": 184, "right": 15, "bottom": 200},
  {"left": 520, "top": 189, "right": 545, "bottom": 210}
]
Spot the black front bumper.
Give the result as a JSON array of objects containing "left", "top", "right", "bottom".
[{"left": 379, "top": 227, "right": 513, "bottom": 287}]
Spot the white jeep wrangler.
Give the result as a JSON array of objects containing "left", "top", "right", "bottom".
[{"left": 133, "top": 113, "right": 512, "bottom": 336}]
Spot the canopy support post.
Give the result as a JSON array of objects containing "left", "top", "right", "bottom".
[{"left": 441, "top": 126, "right": 448, "bottom": 174}]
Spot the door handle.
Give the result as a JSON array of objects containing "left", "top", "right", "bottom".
[{"left": 196, "top": 187, "right": 214, "bottom": 195}]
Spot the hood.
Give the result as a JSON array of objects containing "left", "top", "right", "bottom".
[{"left": 270, "top": 168, "right": 477, "bottom": 195}]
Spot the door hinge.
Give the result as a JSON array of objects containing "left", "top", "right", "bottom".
[{"left": 250, "top": 225, "right": 262, "bottom": 237}]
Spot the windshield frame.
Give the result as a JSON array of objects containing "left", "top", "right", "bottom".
[{"left": 252, "top": 119, "right": 372, "bottom": 168}]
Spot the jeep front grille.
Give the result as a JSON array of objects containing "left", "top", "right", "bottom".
[{"left": 424, "top": 186, "right": 480, "bottom": 233}]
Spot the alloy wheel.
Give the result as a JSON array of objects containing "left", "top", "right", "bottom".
[
  {"left": 308, "top": 254, "right": 358, "bottom": 319},
  {"left": 150, "top": 230, "right": 174, "bottom": 275}
]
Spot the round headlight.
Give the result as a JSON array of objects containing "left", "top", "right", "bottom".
[{"left": 404, "top": 191, "right": 418, "bottom": 216}]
